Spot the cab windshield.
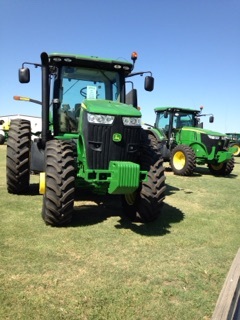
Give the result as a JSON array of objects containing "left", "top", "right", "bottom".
[
  {"left": 156, "top": 111, "right": 196, "bottom": 135},
  {"left": 173, "top": 112, "right": 195, "bottom": 129},
  {"left": 61, "top": 66, "right": 120, "bottom": 102},
  {"left": 58, "top": 66, "right": 120, "bottom": 132}
]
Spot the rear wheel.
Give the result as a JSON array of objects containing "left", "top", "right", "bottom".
[
  {"left": 122, "top": 130, "right": 166, "bottom": 222},
  {"left": 170, "top": 145, "right": 196, "bottom": 176},
  {"left": 6, "top": 119, "right": 31, "bottom": 194},
  {"left": 208, "top": 157, "right": 234, "bottom": 176},
  {"left": 42, "top": 140, "right": 75, "bottom": 226}
]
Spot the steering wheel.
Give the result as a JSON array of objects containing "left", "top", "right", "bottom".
[{"left": 80, "top": 87, "right": 87, "bottom": 98}]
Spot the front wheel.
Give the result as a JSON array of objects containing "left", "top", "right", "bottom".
[
  {"left": 170, "top": 145, "right": 196, "bottom": 176},
  {"left": 42, "top": 140, "right": 75, "bottom": 226},
  {"left": 122, "top": 159, "right": 166, "bottom": 222},
  {"left": 208, "top": 157, "right": 234, "bottom": 176},
  {"left": 122, "top": 130, "right": 166, "bottom": 222}
]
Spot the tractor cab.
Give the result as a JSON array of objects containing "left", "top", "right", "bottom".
[
  {"left": 19, "top": 52, "right": 154, "bottom": 145},
  {"left": 155, "top": 106, "right": 213, "bottom": 142}
]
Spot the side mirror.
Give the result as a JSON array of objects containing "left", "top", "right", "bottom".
[
  {"left": 209, "top": 116, "right": 214, "bottom": 123},
  {"left": 164, "top": 111, "right": 168, "bottom": 118},
  {"left": 19, "top": 68, "right": 30, "bottom": 83},
  {"left": 144, "top": 76, "right": 154, "bottom": 92}
]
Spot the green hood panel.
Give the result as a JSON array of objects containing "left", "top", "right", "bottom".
[
  {"left": 182, "top": 127, "right": 227, "bottom": 137},
  {"left": 82, "top": 100, "right": 141, "bottom": 116}
]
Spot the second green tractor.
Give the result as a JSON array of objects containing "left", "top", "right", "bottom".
[{"left": 145, "top": 106, "right": 235, "bottom": 176}]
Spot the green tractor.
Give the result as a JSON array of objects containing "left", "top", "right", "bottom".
[
  {"left": 144, "top": 106, "right": 235, "bottom": 176},
  {"left": 226, "top": 133, "right": 240, "bottom": 157},
  {"left": 6, "top": 51, "right": 166, "bottom": 226}
]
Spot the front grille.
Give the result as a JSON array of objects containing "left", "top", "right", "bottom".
[
  {"left": 83, "top": 114, "right": 141, "bottom": 169},
  {"left": 201, "top": 134, "right": 228, "bottom": 153}
]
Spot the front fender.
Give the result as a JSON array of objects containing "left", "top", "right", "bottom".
[
  {"left": 145, "top": 127, "right": 166, "bottom": 141},
  {"left": 191, "top": 143, "right": 233, "bottom": 164},
  {"left": 217, "top": 151, "right": 234, "bottom": 163},
  {"left": 228, "top": 145, "right": 238, "bottom": 154}
]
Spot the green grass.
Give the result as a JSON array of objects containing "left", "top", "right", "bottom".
[{"left": 0, "top": 144, "right": 239, "bottom": 320}]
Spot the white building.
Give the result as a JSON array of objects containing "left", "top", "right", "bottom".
[
  {"left": 0, "top": 114, "right": 42, "bottom": 140},
  {"left": 0, "top": 114, "right": 42, "bottom": 134}
]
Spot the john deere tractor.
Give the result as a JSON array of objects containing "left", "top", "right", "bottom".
[
  {"left": 6, "top": 52, "right": 166, "bottom": 226},
  {"left": 144, "top": 106, "right": 235, "bottom": 176}
]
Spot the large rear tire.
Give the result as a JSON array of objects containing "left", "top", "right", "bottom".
[
  {"left": 170, "top": 145, "right": 196, "bottom": 176},
  {"left": 6, "top": 119, "right": 31, "bottom": 194},
  {"left": 122, "top": 131, "right": 166, "bottom": 222},
  {"left": 42, "top": 140, "right": 75, "bottom": 226},
  {"left": 208, "top": 157, "right": 234, "bottom": 176}
]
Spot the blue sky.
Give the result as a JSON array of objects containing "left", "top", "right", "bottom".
[{"left": 0, "top": 0, "right": 239, "bottom": 133}]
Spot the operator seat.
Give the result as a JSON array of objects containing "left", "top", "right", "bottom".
[
  {"left": 164, "top": 125, "right": 169, "bottom": 136},
  {"left": 74, "top": 103, "right": 81, "bottom": 118},
  {"left": 59, "top": 104, "right": 78, "bottom": 132}
]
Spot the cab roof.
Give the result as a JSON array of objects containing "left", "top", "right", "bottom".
[
  {"left": 154, "top": 106, "right": 200, "bottom": 114},
  {"left": 49, "top": 52, "right": 133, "bottom": 74}
]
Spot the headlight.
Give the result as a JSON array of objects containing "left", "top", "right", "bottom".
[
  {"left": 122, "top": 117, "right": 141, "bottom": 126},
  {"left": 208, "top": 135, "right": 220, "bottom": 140},
  {"left": 87, "top": 113, "right": 114, "bottom": 125}
]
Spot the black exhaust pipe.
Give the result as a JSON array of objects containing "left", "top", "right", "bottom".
[{"left": 40, "top": 52, "right": 50, "bottom": 148}]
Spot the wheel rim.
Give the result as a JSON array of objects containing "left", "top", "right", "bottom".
[
  {"left": 210, "top": 163, "right": 224, "bottom": 170},
  {"left": 39, "top": 172, "right": 46, "bottom": 194},
  {"left": 125, "top": 191, "right": 137, "bottom": 205},
  {"left": 173, "top": 151, "right": 186, "bottom": 170}
]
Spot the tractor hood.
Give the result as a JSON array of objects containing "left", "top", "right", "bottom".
[
  {"left": 82, "top": 100, "right": 141, "bottom": 116},
  {"left": 182, "top": 127, "right": 227, "bottom": 137}
]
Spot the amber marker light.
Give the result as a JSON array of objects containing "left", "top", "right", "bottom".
[
  {"left": 13, "top": 95, "right": 30, "bottom": 101},
  {"left": 131, "top": 51, "right": 138, "bottom": 61},
  {"left": 13, "top": 95, "right": 42, "bottom": 105}
]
